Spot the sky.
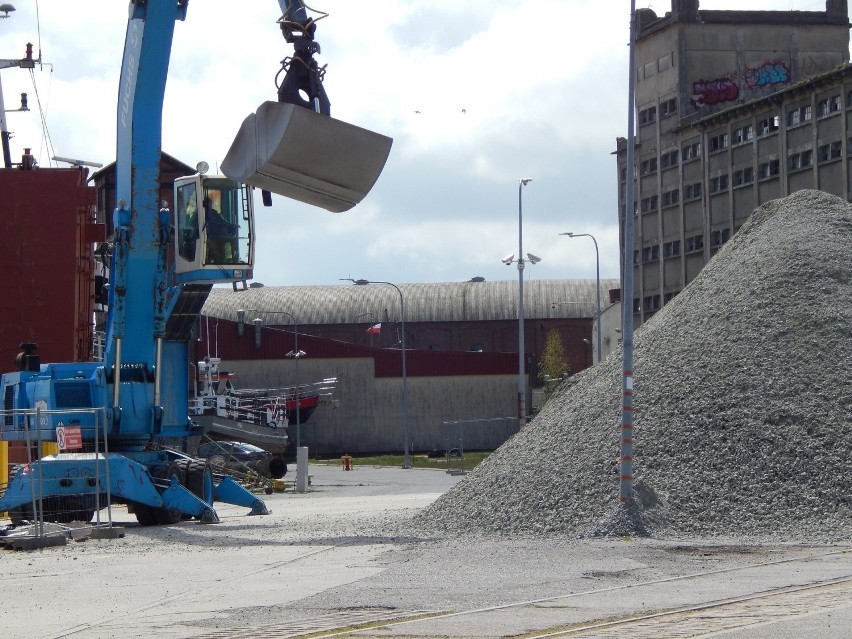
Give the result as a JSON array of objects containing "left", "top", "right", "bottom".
[{"left": 0, "top": 1, "right": 844, "bottom": 287}]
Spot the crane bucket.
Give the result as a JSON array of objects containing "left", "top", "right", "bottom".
[{"left": 221, "top": 102, "right": 393, "bottom": 213}]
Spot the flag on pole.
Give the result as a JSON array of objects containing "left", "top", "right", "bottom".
[{"left": 366, "top": 323, "right": 382, "bottom": 334}]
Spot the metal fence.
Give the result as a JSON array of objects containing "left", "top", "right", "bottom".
[
  {"left": 1, "top": 407, "right": 121, "bottom": 549},
  {"left": 440, "top": 417, "right": 517, "bottom": 475}
]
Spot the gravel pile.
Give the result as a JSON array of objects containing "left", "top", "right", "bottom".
[{"left": 416, "top": 190, "right": 852, "bottom": 541}]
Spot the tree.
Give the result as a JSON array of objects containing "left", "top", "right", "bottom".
[{"left": 537, "top": 329, "right": 570, "bottom": 404}]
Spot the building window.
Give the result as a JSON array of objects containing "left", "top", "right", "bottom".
[
  {"left": 633, "top": 250, "right": 639, "bottom": 265},
  {"left": 733, "top": 167, "right": 754, "bottom": 187},
  {"left": 757, "top": 115, "right": 779, "bottom": 136},
  {"left": 709, "top": 174, "right": 729, "bottom": 193},
  {"left": 640, "top": 157, "right": 658, "bottom": 175},
  {"left": 640, "top": 106, "right": 657, "bottom": 125},
  {"left": 711, "top": 228, "right": 731, "bottom": 247},
  {"left": 757, "top": 159, "right": 780, "bottom": 180},
  {"left": 643, "top": 295, "right": 661, "bottom": 311},
  {"left": 684, "top": 182, "right": 703, "bottom": 200},
  {"left": 709, "top": 133, "right": 729, "bottom": 153},
  {"left": 660, "top": 149, "right": 679, "bottom": 169},
  {"left": 640, "top": 195, "right": 659, "bottom": 213},
  {"left": 663, "top": 290, "right": 679, "bottom": 304},
  {"left": 661, "top": 189, "right": 680, "bottom": 207},
  {"left": 818, "top": 141, "right": 842, "bottom": 162},
  {"left": 663, "top": 240, "right": 681, "bottom": 257},
  {"left": 641, "top": 245, "right": 660, "bottom": 263},
  {"left": 818, "top": 95, "right": 841, "bottom": 117},
  {"left": 733, "top": 125, "right": 753, "bottom": 145},
  {"left": 788, "top": 149, "right": 813, "bottom": 171},
  {"left": 685, "top": 234, "right": 704, "bottom": 253},
  {"left": 787, "top": 104, "right": 812, "bottom": 127},
  {"left": 661, "top": 97, "right": 677, "bottom": 117},
  {"left": 682, "top": 141, "right": 701, "bottom": 161},
  {"left": 633, "top": 298, "right": 641, "bottom": 313}
]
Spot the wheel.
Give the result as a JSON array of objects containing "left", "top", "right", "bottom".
[
  {"left": 268, "top": 457, "right": 287, "bottom": 479},
  {"left": 151, "top": 461, "right": 185, "bottom": 525},
  {"left": 185, "top": 460, "right": 214, "bottom": 505},
  {"left": 132, "top": 502, "right": 158, "bottom": 527},
  {"left": 174, "top": 459, "right": 196, "bottom": 520}
]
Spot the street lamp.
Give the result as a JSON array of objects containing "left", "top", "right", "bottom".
[
  {"left": 560, "top": 232, "right": 601, "bottom": 364},
  {"left": 343, "top": 278, "right": 410, "bottom": 469},
  {"left": 502, "top": 177, "right": 536, "bottom": 430},
  {"left": 237, "top": 308, "right": 305, "bottom": 449}
]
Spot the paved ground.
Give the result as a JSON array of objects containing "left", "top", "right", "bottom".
[{"left": 3, "top": 462, "right": 852, "bottom": 638}]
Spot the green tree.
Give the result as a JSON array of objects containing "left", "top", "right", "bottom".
[{"left": 537, "top": 329, "right": 571, "bottom": 403}]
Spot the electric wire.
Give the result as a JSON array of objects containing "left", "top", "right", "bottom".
[{"left": 27, "top": 66, "right": 55, "bottom": 165}]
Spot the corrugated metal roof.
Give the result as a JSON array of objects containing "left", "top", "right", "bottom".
[{"left": 201, "top": 279, "right": 619, "bottom": 326}]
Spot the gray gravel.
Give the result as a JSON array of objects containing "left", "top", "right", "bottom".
[{"left": 416, "top": 189, "right": 852, "bottom": 541}]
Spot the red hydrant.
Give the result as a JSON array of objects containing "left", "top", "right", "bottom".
[{"left": 342, "top": 454, "right": 353, "bottom": 471}]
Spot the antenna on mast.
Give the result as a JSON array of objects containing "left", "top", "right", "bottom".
[{"left": 51, "top": 155, "right": 103, "bottom": 168}]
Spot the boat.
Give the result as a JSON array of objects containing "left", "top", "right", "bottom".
[{"left": 189, "top": 356, "right": 336, "bottom": 454}]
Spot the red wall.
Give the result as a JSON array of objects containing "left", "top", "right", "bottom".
[{"left": 0, "top": 167, "right": 101, "bottom": 369}]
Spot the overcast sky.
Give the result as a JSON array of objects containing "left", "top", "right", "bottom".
[{"left": 0, "top": 1, "right": 843, "bottom": 287}]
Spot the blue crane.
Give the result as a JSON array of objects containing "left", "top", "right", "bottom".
[{"left": 0, "top": 0, "right": 391, "bottom": 527}]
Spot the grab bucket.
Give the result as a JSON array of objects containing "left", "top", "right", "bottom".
[{"left": 221, "top": 102, "right": 393, "bottom": 213}]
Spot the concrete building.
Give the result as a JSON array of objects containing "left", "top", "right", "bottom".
[{"left": 617, "top": 0, "right": 850, "bottom": 325}]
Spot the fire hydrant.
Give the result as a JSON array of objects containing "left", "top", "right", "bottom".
[{"left": 342, "top": 454, "right": 353, "bottom": 471}]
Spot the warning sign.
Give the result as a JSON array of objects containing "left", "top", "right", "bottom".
[{"left": 56, "top": 426, "right": 83, "bottom": 451}]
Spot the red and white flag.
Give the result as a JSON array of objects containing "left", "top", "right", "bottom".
[{"left": 366, "top": 323, "right": 382, "bottom": 334}]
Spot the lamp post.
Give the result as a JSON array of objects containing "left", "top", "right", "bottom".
[
  {"left": 237, "top": 308, "right": 304, "bottom": 448},
  {"left": 560, "top": 232, "right": 601, "bottom": 364},
  {"left": 344, "top": 278, "right": 410, "bottom": 469},
  {"left": 502, "top": 178, "right": 536, "bottom": 430}
]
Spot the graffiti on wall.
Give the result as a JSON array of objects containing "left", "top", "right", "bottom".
[
  {"left": 690, "top": 76, "right": 739, "bottom": 108},
  {"left": 689, "top": 59, "right": 791, "bottom": 109},
  {"left": 743, "top": 60, "right": 790, "bottom": 88}
]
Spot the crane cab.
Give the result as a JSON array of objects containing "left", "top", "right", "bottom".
[{"left": 173, "top": 173, "right": 254, "bottom": 283}]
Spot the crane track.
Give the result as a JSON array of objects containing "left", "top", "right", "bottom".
[
  {"left": 257, "top": 546, "right": 852, "bottom": 639},
  {"left": 523, "top": 576, "right": 852, "bottom": 638},
  {"left": 52, "top": 545, "right": 852, "bottom": 639}
]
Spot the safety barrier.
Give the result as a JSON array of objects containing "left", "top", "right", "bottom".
[{"left": 0, "top": 407, "right": 124, "bottom": 549}]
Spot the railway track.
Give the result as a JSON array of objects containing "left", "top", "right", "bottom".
[{"left": 265, "top": 546, "right": 852, "bottom": 639}]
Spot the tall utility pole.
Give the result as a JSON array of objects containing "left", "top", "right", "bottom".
[
  {"left": 0, "top": 39, "right": 35, "bottom": 168},
  {"left": 621, "top": 1, "right": 637, "bottom": 506}
]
